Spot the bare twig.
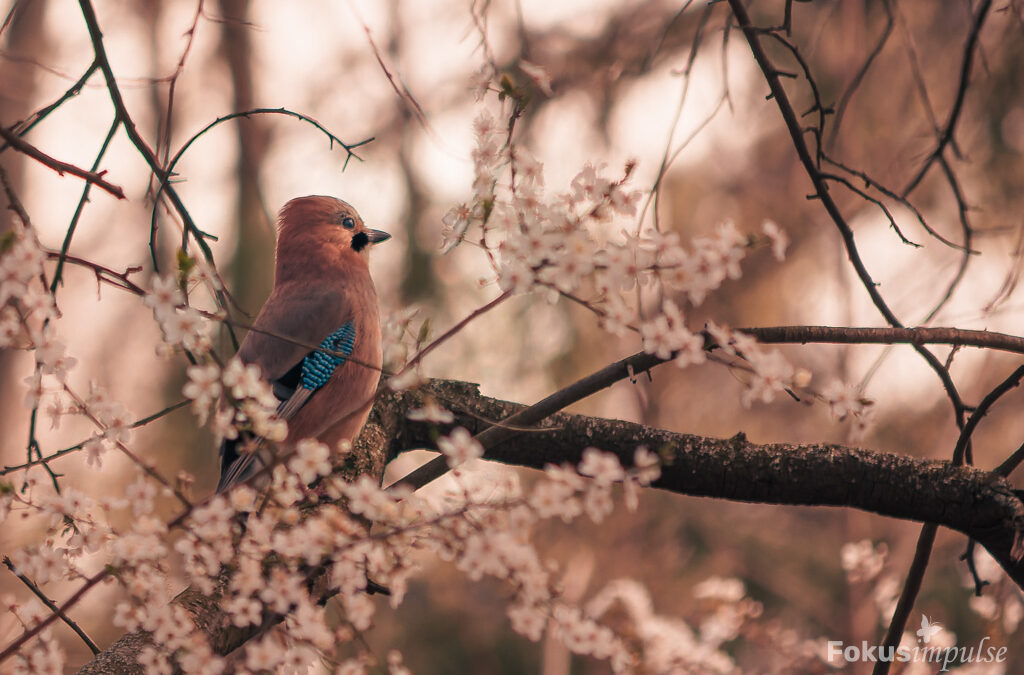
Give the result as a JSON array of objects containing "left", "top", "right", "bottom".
[
  {"left": 872, "top": 525, "right": 938, "bottom": 675},
  {"left": 828, "top": 1, "right": 893, "bottom": 145},
  {"left": 0, "top": 570, "right": 109, "bottom": 665},
  {"left": 0, "top": 62, "right": 99, "bottom": 152},
  {"left": 49, "top": 119, "right": 121, "bottom": 293},
  {"left": 393, "top": 290, "right": 513, "bottom": 380},
  {"left": 743, "top": 325, "right": 1024, "bottom": 356},
  {"left": 1, "top": 400, "right": 189, "bottom": 475},
  {"left": 2, "top": 557, "right": 100, "bottom": 656},
  {"left": 0, "top": 124, "right": 125, "bottom": 199},
  {"left": 900, "top": 0, "right": 993, "bottom": 197},
  {"left": 77, "top": 0, "right": 221, "bottom": 287}
]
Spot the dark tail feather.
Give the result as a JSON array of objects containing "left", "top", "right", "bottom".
[
  {"left": 215, "top": 388, "right": 315, "bottom": 492},
  {"left": 216, "top": 434, "right": 266, "bottom": 492}
]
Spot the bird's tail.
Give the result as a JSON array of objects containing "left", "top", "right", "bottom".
[{"left": 215, "top": 387, "right": 314, "bottom": 493}]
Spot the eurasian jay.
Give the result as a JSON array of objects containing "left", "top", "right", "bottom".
[{"left": 217, "top": 196, "right": 390, "bottom": 491}]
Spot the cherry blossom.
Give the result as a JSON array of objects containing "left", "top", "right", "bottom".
[
  {"left": 437, "top": 427, "right": 484, "bottom": 468},
  {"left": 762, "top": 219, "right": 789, "bottom": 261},
  {"left": 183, "top": 363, "right": 222, "bottom": 422},
  {"left": 841, "top": 539, "right": 888, "bottom": 583}
]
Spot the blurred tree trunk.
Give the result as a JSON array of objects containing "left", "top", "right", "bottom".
[
  {"left": 398, "top": 143, "right": 435, "bottom": 303},
  {"left": 0, "top": 0, "right": 50, "bottom": 448},
  {"left": 216, "top": 0, "right": 274, "bottom": 320},
  {"left": 387, "top": 0, "right": 436, "bottom": 304}
]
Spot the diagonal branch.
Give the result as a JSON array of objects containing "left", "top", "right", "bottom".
[
  {"left": 0, "top": 124, "right": 125, "bottom": 199},
  {"left": 900, "top": 0, "right": 993, "bottom": 197},
  {"left": 2, "top": 557, "right": 100, "bottom": 656}
]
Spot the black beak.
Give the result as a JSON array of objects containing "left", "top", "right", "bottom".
[{"left": 366, "top": 229, "right": 391, "bottom": 244}]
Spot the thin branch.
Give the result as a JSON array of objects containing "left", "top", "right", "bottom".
[
  {"left": 150, "top": 107, "right": 372, "bottom": 267},
  {"left": 50, "top": 119, "right": 121, "bottom": 293},
  {"left": 393, "top": 290, "right": 513, "bottom": 380},
  {"left": 821, "top": 172, "right": 919, "bottom": 247},
  {"left": 891, "top": 1, "right": 942, "bottom": 149},
  {"left": 0, "top": 569, "right": 109, "bottom": 665},
  {"left": 828, "top": 1, "right": 893, "bottom": 145},
  {"left": 742, "top": 325, "right": 1024, "bottom": 356},
  {"left": 76, "top": 0, "right": 220, "bottom": 288},
  {"left": 0, "top": 62, "right": 99, "bottom": 153},
  {"left": 726, "top": 0, "right": 967, "bottom": 427},
  {"left": 761, "top": 30, "right": 831, "bottom": 167},
  {"left": 62, "top": 385, "right": 193, "bottom": 508},
  {"left": 0, "top": 125, "right": 125, "bottom": 199},
  {"left": 1, "top": 400, "right": 190, "bottom": 475},
  {"left": 639, "top": 1, "right": 712, "bottom": 233},
  {"left": 726, "top": 0, "right": 900, "bottom": 329},
  {"left": 920, "top": 153, "right": 973, "bottom": 324},
  {"left": 154, "top": 0, "right": 205, "bottom": 168},
  {"left": 357, "top": 11, "right": 430, "bottom": 133},
  {"left": 872, "top": 525, "right": 938, "bottom": 675},
  {"left": 43, "top": 251, "right": 146, "bottom": 296},
  {"left": 900, "top": 0, "right": 993, "bottom": 197},
  {"left": 388, "top": 351, "right": 667, "bottom": 491},
  {"left": 2, "top": 557, "right": 100, "bottom": 656},
  {"left": 995, "top": 440, "right": 1024, "bottom": 478},
  {"left": 163, "top": 108, "right": 371, "bottom": 179},
  {"left": 951, "top": 364, "right": 1024, "bottom": 467},
  {"left": 821, "top": 153, "right": 970, "bottom": 252}
]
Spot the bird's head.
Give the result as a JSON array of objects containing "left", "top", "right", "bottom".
[{"left": 276, "top": 196, "right": 391, "bottom": 268}]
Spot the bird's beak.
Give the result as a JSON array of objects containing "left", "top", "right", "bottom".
[{"left": 366, "top": 229, "right": 391, "bottom": 244}]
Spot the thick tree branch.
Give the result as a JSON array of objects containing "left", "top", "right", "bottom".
[
  {"left": 400, "top": 381, "right": 1024, "bottom": 556},
  {"left": 76, "top": 378, "right": 1024, "bottom": 671}
]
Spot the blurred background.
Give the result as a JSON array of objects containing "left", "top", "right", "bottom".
[{"left": 2, "top": 0, "right": 1024, "bottom": 672}]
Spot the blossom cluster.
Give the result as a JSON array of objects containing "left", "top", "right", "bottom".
[
  {"left": 841, "top": 539, "right": 888, "bottom": 583},
  {"left": 119, "top": 445, "right": 671, "bottom": 672},
  {"left": 4, "top": 595, "right": 65, "bottom": 675},
  {"left": 0, "top": 229, "right": 79, "bottom": 410},
  {"left": 0, "top": 229, "right": 54, "bottom": 341},
  {"left": 837, "top": 538, "right": 1024, "bottom": 663},
  {"left": 6, "top": 390, "right": 700, "bottom": 674},
  {"left": 77, "top": 383, "right": 135, "bottom": 468},
  {"left": 434, "top": 107, "right": 829, "bottom": 418},
  {"left": 183, "top": 357, "right": 286, "bottom": 443},
  {"left": 584, "top": 576, "right": 765, "bottom": 673},
  {"left": 821, "top": 379, "right": 875, "bottom": 437},
  {"left": 0, "top": 60, "right": 888, "bottom": 675},
  {"left": 839, "top": 538, "right": 901, "bottom": 633},
  {"left": 144, "top": 274, "right": 212, "bottom": 354}
]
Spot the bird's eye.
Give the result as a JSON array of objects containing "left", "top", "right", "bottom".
[{"left": 341, "top": 217, "right": 356, "bottom": 230}]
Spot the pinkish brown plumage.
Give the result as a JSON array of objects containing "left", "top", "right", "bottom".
[{"left": 217, "top": 196, "right": 389, "bottom": 491}]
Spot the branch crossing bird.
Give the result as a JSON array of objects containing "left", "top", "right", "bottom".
[{"left": 216, "top": 196, "right": 390, "bottom": 492}]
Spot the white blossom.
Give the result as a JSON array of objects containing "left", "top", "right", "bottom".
[{"left": 437, "top": 427, "right": 483, "bottom": 468}]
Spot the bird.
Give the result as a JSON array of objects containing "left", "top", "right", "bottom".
[{"left": 217, "top": 196, "right": 390, "bottom": 492}]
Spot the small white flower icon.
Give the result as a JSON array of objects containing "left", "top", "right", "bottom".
[{"left": 917, "top": 614, "right": 942, "bottom": 643}]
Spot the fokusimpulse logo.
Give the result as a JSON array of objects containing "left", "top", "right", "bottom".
[{"left": 826, "top": 614, "right": 1007, "bottom": 672}]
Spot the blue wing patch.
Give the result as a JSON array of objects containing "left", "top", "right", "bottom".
[
  {"left": 300, "top": 320, "right": 356, "bottom": 391},
  {"left": 216, "top": 320, "right": 357, "bottom": 493}
]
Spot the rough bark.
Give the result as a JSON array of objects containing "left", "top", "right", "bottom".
[{"left": 77, "top": 378, "right": 1024, "bottom": 672}]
